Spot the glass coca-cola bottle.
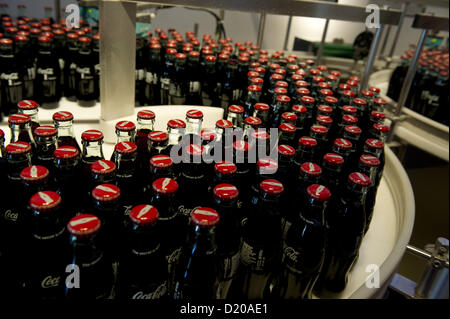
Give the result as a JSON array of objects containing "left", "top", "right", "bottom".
[
  {"left": 8, "top": 113, "right": 37, "bottom": 153},
  {"left": 27, "top": 191, "right": 69, "bottom": 299},
  {"left": 363, "top": 138, "right": 385, "bottom": 190},
  {"left": 226, "top": 104, "right": 245, "bottom": 129},
  {"left": 185, "top": 51, "right": 202, "bottom": 105},
  {"left": 80, "top": 129, "right": 105, "bottom": 180},
  {"left": 166, "top": 119, "right": 186, "bottom": 175},
  {"left": 321, "top": 153, "right": 345, "bottom": 196},
  {"left": 294, "top": 136, "right": 318, "bottom": 171},
  {"left": 135, "top": 37, "right": 146, "bottom": 106},
  {"left": 52, "top": 111, "right": 81, "bottom": 152},
  {"left": 271, "top": 184, "right": 330, "bottom": 299},
  {"left": 318, "top": 172, "right": 370, "bottom": 293},
  {"left": 112, "top": 141, "right": 141, "bottom": 205},
  {"left": 65, "top": 214, "right": 115, "bottom": 299},
  {"left": 63, "top": 33, "right": 78, "bottom": 100},
  {"left": 149, "top": 177, "right": 185, "bottom": 296},
  {"left": 14, "top": 35, "right": 35, "bottom": 101},
  {"left": 342, "top": 125, "right": 363, "bottom": 163},
  {"left": 291, "top": 105, "right": 308, "bottom": 140},
  {"left": 212, "top": 184, "right": 242, "bottom": 299},
  {"left": 135, "top": 110, "right": 155, "bottom": 178},
  {"left": 173, "top": 207, "right": 220, "bottom": 299},
  {"left": 230, "top": 179, "right": 283, "bottom": 299},
  {"left": 17, "top": 100, "right": 40, "bottom": 134},
  {"left": 168, "top": 53, "right": 188, "bottom": 105},
  {"left": 252, "top": 103, "right": 270, "bottom": 128},
  {"left": 145, "top": 43, "right": 162, "bottom": 105},
  {"left": 201, "top": 55, "right": 218, "bottom": 106},
  {"left": 271, "top": 95, "right": 291, "bottom": 128},
  {"left": 35, "top": 36, "right": 61, "bottom": 106},
  {"left": 185, "top": 109, "right": 203, "bottom": 145},
  {"left": 309, "top": 124, "right": 329, "bottom": 158},
  {"left": 358, "top": 154, "right": 381, "bottom": 235},
  {"left": 33, "top": 125, "right": 57, "bottom": 173},
  {"left": 0, "top": 37, "right": 24, "bottom": 116},
  {"left": 160, "top": 48, "right": 177, "bottom": 105},
  {"left": 242, "top": 84, "right": 262, "bottom": 118},
  {"left": 53, "top": 145, "right": 82, "bottom": 219},
  {"left": 120, "top": 204, "right": 168, "bottom": 299},
  {"left": 75, "top": 36, "right": 97, "bottom": 104},
  {"left": 243, "top": 116, "right": 262, "bottom": 141}
]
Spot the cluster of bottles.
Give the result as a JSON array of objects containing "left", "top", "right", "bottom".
[
  {"left": 0, "top": 15, "right": 99, "bottom": 120},
  {"left": 387, "top": 47, "right": 449, "bottom": 125},
  {"left": 0, "top": 66, "right": 389, "bottom": 299}
]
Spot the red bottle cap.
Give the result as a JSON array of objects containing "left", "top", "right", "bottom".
[
  {"left": 38, "top": 35, "right": 51, "bottom": 43},
  {"left": 278, "top": 144, "right": 296, "bottom": 157},
  {"left": 316, "top": 115, "right": 333, "bottom": 126},
  {"left": 53, "top": 111, "right": 73, "bottom": 122},
  {"left": 260, "top": 179, "right": 284, "bottom": 195},
  {"left": 279, "top": 123, "right": 296, "bottom": 134},
  {"left": 342, "top": 115, "right": 359, "bottom": 125},
  {"left": 34, "top": 125, "right": 57, "bottom": 137},
  {"left": 167, "top": 119, "right": 186, "bottom": 129},
  {"left": 215, "top": 161, "right": 237, "bottom": 175},
  {"left": 299, "top": 136, "right": 318, "bottom": 148},
  {"left": 334, "top": 138, "right": 353, "bottom": 150},
  {"left": 30, "top": 191, "right": 61, "bottom": 211},
  {"left": 244, "top": 116, "right": 262, "bottom": 127},
  {"left": 275, "top": 81, "right": 288, "bottom": 88},
  {"left": 8, "top": 113, "right": 31, "bottom": 125},
  {"left": 214, "top": 183, "right": 239, "bottom": 201},
  {"left": 189, "top": 51, "right": 200, "bottom": 58},
  {"left": 67, "top": 214, "right": 101, "bottom": 237},
  {"left": 233, "top": 140, "right": 251, "bottom": 152},
  {"left": 323, "top": 153, "right": 344, "bottom": 166},
  {"left": 365, "top": 138, "right": 384, "bottom": 149},
  {"left": 326, "top": 74, "right": 337, "bottom": 82},
  {"left": 374, "top": 98, "right": 387, "bottom": 106},
  {"left": 81, "top": 130, "right": 103, "bottom": 142},
  {"left": 185, "top": 144, "right": 205, "bottom": 156},
  {"left": 274, "top": 87, "right": 288, "bottom": 95},
  {"left": 301, "top": 162, "right": 322, "bottom": 176},
  {"left": 251, "top": 130, "right": 270, "bottom": 140},
  {"left": 271, "top": 74, "right": 284, "bottom": 82},
  {"left": 91, "top": 160, "right": 116, "bottom": 175},
  {"left": 248, "top": 71, "right": 259, "bottom": 78},
  {"left": 344, "top": 125, "right": 362, "bottom": 136},
  {"left": 352, "top": 98, "right": 367, "bottom": 106},
  {"left": 228, "top": 105, "right": 244, "bottom": 114},
  {"left": 346, "top": 80, "right": 359, "bottom": 87},
  {"left": 324, "top": 96, "right": 338, "bottom": 105},
  {"left": 343, "top": 90, "right": 356, "bottom": 98},
  {"left": 129, "top": 205, "right": 159, "bottom": 226},
  {"left": 269, "top": 63, "right": 280, "bottom": 70},
  {"left": 312, "top": 76, "right": 325, "bottom": 83},
  {"left": 17, "top": 100, "right": 39, "bottom": 110},
  {"left": 296, "top": 80, "right": 309, "bottom": 88},
  {"left": 348, "top": 172, "right": 371, "bottom": 187},
  {"left": 257, "top": 158, "right": 278, "bottom": 175},
  {"left": 307, "top": 184, "right": 331, "bottom": 201},
  {"left": 115, "top": 120, "right": 136, "bottom": 132},
  {"left": 361, "top": 90, "right": 374, "bottom": 98},
  {"left": 137, "top": 110, "right": 156, "bottom": 120},
  {"left": 310, "top": 124, "right": 328, "bottom": 135},
  {"left": 305, "top": 59, "right": 315, "bottom": 66},
  {"left": 176, "top": 53, "right": 187, "bottom": 60},
  {"left": 318, "top": 105, "right": 333, "bottom": 114},
  {"left": 92, "top": 184, "right": 121, "bottom": 202},
  {"left": 150, "top": 155, "right": 173, "bottom": 169},
  {"left": 369, "top": 86, "right": 380, "bottom": 93},
  {"left": 254, "top": 103, "right": 270, "bottom": 112},
  {"left": 201, "top": 130, "right": 216, "bottom": 142},
  {"left": 339, "top": 83, "right": 351, "bottom": 91},
  {"left": 54, "top": 146, "right": 79, "bottom": 159},
  {"left": 289, "top": 103, "right": 306, "bottom": 116},
  {"left": 282, "top": 112, "right": 297, "bottom": 123},
  {"left": 206, "top": 55, "right": 216, "bottom": 62},
  {"left": 216, "top": 119, "right": 233, "bottom": 129},
  {"left": 371, "top": 111, "right": 386, "bottom": 120},
  {"left": 309, "top": 69, "right": 319, "bottom": 76},
  {"left": 6, "top": 141, "right": 31, "bottom": 155},
  {"left": 350, "top": 76, "right": 361, "bottom": 82},
  {"left": 152, "top": 177, "right": 178, "bottom": 194},
  {"left": 114, "top": 141, "right": 137, "bottom": 154},
  {"left": 20, "top": 165, "right": 49, "bottom": 182},
  {"left": 248, "top": 84, "right": 261, "bottom": 93},
  {"left": 250, "top": 78, "right": 264, "bottom": 86},
  {"left": 301, "top": 96, "right": 315, "bottom": 105},
  {"left": 359, "top": 154, "right": 380, "bottom": 167},
  {"left": 186, "top": 109, "right": 204, "bottom": 119},
  {"left": 318, "top": 84, "right": 332, "bottom": 91},
  {"left": 148, "top": 131, "right": 169, "bottom": 142},
  {"left": 373, "top": 123, "right": 390, "bottom": 133},
  {"left": 342, "top": 105, "right": 357, "bottom": 114},
  {"left": 0, "top": 129, "right": 4, "bottom": 139},
  {"left": 191, "top": 207, "right": 220, "bottom": 227}
]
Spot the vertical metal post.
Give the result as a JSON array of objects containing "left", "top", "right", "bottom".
[
  {"left": 283, "top": 15, "right": 293, "bottom": 51},
  {"left": 380, "top": 24, "right": 391, "bottom": 56},
  {"left": 387, "top": 29, "right": 428, "bottom": 143},
  {"left": 359, "top": 24, "right": 384, "bottom": 92},
  {"left": 388, "top": 3, "right": 409, "bottom": 58},
  {"left": 99, "top": 1, "right": 136, "bottom": 124},
  {"left": 316, "top": 19, "right": 330, "bottom": 65},
  {"left": 55, "top": 0, "right": 61, "bottom": 23},
  {"left": 257, "top": 13, "right": 266, "bottom": 48}
]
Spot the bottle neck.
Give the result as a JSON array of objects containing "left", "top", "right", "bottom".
[
  {"left": 70, "top": 235, "right": 103, "bottom": 263},
  {"left": 299, "top": 198, "right": 327, "bottom": 226},
  {"left": 188, "top": 225, "right": 217, "bottom": 256},
  {"left": 115, "top": 130, "right": 136, "bottom": 143},
  {"left": 55, "top": 157, "right": 80, "bottom": 172},
  {"left": 7, "top": 153, "right": 32, "bottom": 182},
  {"left": 55, "top": 121, "right": 75, "bottom": 138},
  {"left": 151, "top": 192, "right": 178, "bottom": 219},
  {"left": 19, "top": 109, "right": 39, "bottom": 123},
  {"left": 32, "top": 209, "right": 65, "bottom": 240},
  {"left": 168, "top": 127, "right": 185, "bottom": 146},
  {"left": 82, "top": 140, "right": 105, "bottom": 160},
  {"left": 115, "top": 152, "right": 137, "bottom": 177},
  {"left": 128, "top": 223, "right": 161, "bottom": 255},
  {"left": 35, "top": 135, "right": 57, "bottom": 160},
  {"left": 137, "top": 119, "right": 155, "bottom": 132},
  {"left": 186, "top": 118, "right": 203, "bottom": 136},
  {"left": 9, "top": 123, "right": 35, "bottom": 144}
]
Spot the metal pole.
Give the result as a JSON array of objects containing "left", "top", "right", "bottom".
[
  {"left": 257, "top": 13, "right": 266, "bottom": 48},
  {"left": 407, "top": 245, "right": 432, "bottom": 260},
  {"left": 380, "top": 24, "right": 391, "bottom": 56},
  {"left": 55, "top": 0, "right": 61, "bottom": 23},
  {"left": 388, "top": 3, "right": 409, "bottom": 58},
  {"left": 283, "top": 15, "right": 293, "bottom": 51},
  {"left": 387, "top": 29, "right": 428, "bottom": 143},
  {"left": 359, "top": 24, "right": 384, "bottom": 92},
  {"left": 316, "top": 19, "right": 329, "bottom": 65}
]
